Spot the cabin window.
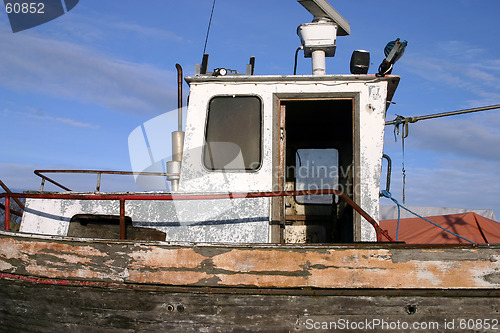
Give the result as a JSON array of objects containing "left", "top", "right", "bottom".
[
  {"left": 203, "top": 96, "right": 262, "bottom": 171},
  {"left": 295, "top": 148, "right": 339, "bottom": 204}
]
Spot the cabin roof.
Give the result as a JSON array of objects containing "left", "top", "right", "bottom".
[{"left": 185, "top": 74, "right": 400, "bottom": 107}]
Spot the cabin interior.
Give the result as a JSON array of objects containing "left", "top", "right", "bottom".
[{"left": 280, "top": 99, "right": 354, "bottom": 243}]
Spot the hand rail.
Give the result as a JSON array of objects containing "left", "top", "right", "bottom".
[
  {"left": 0, "top": 179, "right": 25, "bottom": 231},
  {"left": 381, "top": 154, "right": 392, "bottom": 194},
  {"left": 0, "top": 189, "right": 393, "bottom": 242},
  {"left": 0, "top": 203, "right": 22, "bottom": 217},
  {"left": 0, "top": 179, "right": 25, "bottom": 210},
  {"left": 34, "top": 169, "right": 179, "bottom": 192}
]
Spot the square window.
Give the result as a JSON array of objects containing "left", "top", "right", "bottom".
[
  {"left": 295, "top": 148, "right": 339, "bottom": 204},
  {"left": 203, "top": 96, "right": 262, "bottom": 171}
]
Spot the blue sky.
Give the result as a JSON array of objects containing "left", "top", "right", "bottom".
[{"left": 1, "top": 0, "right": 500, "bottom": 218}]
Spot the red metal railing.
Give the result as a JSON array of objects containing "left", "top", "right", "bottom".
[
  {"left": 34, "top": 169, "right": 178, "bottom": 192},
  {"left": 0, "top": 189, "right": 394, "bottom": 242},
  {"left": 0, "top": 179, "right": 25, "bottom": 211},
  {"left": 0, "top": 179, "right": 24, "bottom": 231}
]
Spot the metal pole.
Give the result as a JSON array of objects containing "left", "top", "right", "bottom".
[
  {"left": 4, "top": 195, "right": 10, "bottom": 231},
  {"left": 175, "top": 64, "right": 183, "bottom": 132},
  {"left": 311, "top": 49, "right": 326, "bottom": 75},
  {"left": 382, "top": 154, "right": 392, "bottom": 194},
  {"left": 96, "top": 173, "right": 102, "bottom": 192},
  {"left": 119, "top": 199, "right": 126, "bottom": 240},
  {"left": 35, "top": 170, "right": 72, "bottom": 191},
  {"left": 385, "top": 104, "right": 500, "bottom": 125},
  {"left": 0, "top": 179, "right": 25, "bottom": 210}
]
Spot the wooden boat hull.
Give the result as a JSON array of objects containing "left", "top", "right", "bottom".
[
  {"left": 1, "top": 276, "right": 500, "bottom": 332},
  {"left": 1, "top": 232, "right": 500, "bottom": 331}
]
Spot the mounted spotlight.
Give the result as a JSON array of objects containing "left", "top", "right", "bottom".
[
  {"left": 350, "top": 50, "right": 370, "bottom": 74},
  {"left": 377, "top": 38, "right": 407, "bottom": 77},
  {"left": 213, "top": 68, "right": 227, "bottom": 76}
]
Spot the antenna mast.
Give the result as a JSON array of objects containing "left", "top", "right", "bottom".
[{"left": 296, "top": 0, "right": 350, "bottom": 75}]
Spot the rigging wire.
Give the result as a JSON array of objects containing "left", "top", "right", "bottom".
[
  {"left": 202, "top": 0, "right": 217, "bottom": 55},
  {"left": 401, "top": 132, "right": 406, "bottom": 204},
  {"left": 388, "top": 104, "right": 500, "bottom": 204},
  {"left": 381, "top": 190, "right": 476, "bottom": 244},
  {"left": 385, "top": 104, "right": 500, "bottom": 126},
  {"left": 393, "top": 116, "right": 408, "bottom": 204},
  {"left": 393, "top": 116, "right": 409, "bottom": 204}
]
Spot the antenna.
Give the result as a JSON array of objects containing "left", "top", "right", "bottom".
[
  {"left": 296, "top": 0, "right": 350, "bottom": 75},
  {"left": 297, "top": 0, "right": 350, "bottom": 36}
]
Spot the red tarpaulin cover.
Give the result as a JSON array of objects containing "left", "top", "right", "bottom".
[{"left": 379, "top": 212, "right": 500, "bottom": 244}]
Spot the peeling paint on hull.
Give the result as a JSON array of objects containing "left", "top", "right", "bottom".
[
  {"left": 1, "top": 232, "right": 500, "bottom": 290},
  {"left": 1, "top": 232, "right": 500, "bottom": 331}
]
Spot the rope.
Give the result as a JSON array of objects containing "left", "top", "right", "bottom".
[
  {"left": 380, "top": 190, "right": 476, "bottom": 244},
  {"left": 401, "top": 131, "right": 406, "bottom": 204},
  {"left": 393, "top": 115, "right": 408, "bottom": 203},
  {"left": 392, "top": 115, "right": 404, "bottom": 141},
  {"left": 202, "top": 0, "right": 217, "bottom": 55}
]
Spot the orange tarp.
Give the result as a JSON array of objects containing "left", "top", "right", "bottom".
[{"left": 379, "top": 212, "right": 500, "bottom": 244}]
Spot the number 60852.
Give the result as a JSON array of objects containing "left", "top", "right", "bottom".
[{"left": 5, "top": 2, "right": 45, "bottom": 14}]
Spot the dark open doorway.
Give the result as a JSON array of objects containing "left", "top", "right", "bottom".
[{"left": 280, "top": 99, "right": 355, "bottom": 243}]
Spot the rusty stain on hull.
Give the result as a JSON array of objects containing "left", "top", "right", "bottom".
[{"left": 1, "top": 233, "right": 500, "bottom": 290}]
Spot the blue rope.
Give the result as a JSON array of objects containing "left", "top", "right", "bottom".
[
  {"left": 393, "top": 116, "right": 403, "bottom": 141},
  {"left": 395, "top": 198, "right": 401, "bottom": 242},
  {"left": 380, "top": 190, "right": 476, "bottom": 244}
]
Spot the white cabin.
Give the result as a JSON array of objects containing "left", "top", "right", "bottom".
[
  {"left": 20, "top": 73, "right": 399, "bottom": 243},
  {"left": 18, "top": 0, "right": 401, "bottom": 244}
]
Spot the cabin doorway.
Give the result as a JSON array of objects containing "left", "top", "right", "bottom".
[{"left": 275, "top": 99, "right": 355, "bottom": 243}]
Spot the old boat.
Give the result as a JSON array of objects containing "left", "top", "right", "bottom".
[{"left": 1, "top": 1, "right": 500, "bottom": 331}]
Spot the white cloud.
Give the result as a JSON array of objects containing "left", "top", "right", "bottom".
[
  {"left": 437, "top": 40, "right": 487, "bottom": 61},
  {"left": 0, "top": 21, "right": 178, "bottom": 115},
  {"left": 1, "top": 108, "right": 100, "bottom": 130},
  {"left": 383, "top": 113, "right": 500, "bottom": 219},
  {"left": 476, "top": 59, "right": 500, "bottom": 73},
  {"left": 2, "top": 8, "right": 186, "bottom": 49},
  {"left": 405, "top": 57, "right": 500, "bottom": 102},
  {"left": 0, "top": 163, "right": 43, "bottom": 191},
  {"left": 408, "top": 115, "right": 500, "bottom": 162},
  {"left": 397, "top": 164, "right": 500, "bottom": 215},
  {"left": 29, "top": 109, "right": 100, "bottom": 129},
  {"left": 111, "top": 22, "right": 184, "bottom": 41},
  {"left": 402, "top": 40, "right": 500, "bottom": 107}
]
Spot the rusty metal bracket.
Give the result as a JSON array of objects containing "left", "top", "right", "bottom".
[{"left": 381, "top": 154, "right": 392, "bottom": 195}]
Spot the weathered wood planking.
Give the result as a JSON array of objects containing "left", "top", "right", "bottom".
[
  {"left": 1, "top": 277, "right": 499, "bottom": 332},
  {"left": 1, "top": 233, "right": 500, "bottom": 289}
]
